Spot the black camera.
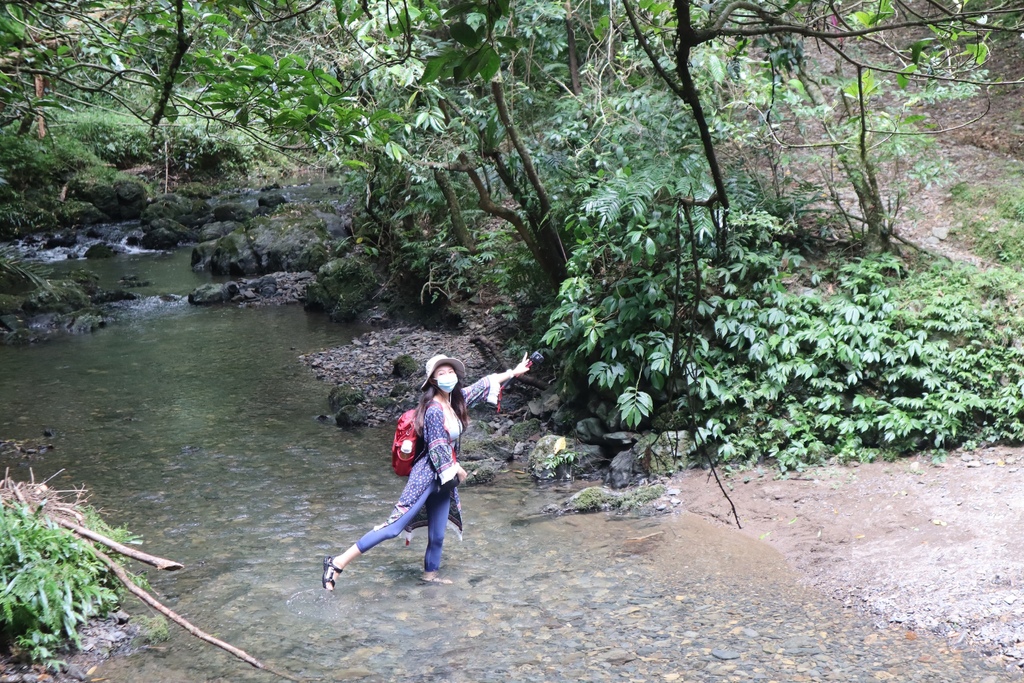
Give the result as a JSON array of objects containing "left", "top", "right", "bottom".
[{"left": 527, "top": 351, "right": 544, "bottom": 367}]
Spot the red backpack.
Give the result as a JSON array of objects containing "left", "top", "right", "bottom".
[{"left": 391, "top": 409, "right": 419, "bottom": 476}]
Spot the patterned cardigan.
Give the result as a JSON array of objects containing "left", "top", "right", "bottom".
[{"left": 422, "top": 374, "right": 501, "bottom": 483}]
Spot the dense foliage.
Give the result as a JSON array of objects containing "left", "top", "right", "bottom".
[
  {"left": 546, "top": 212, "right": 1024, "bottom": 470},
  {"left": 0, "top": 504, "right": 125, "bottom": 665},
  {"left": 2, "top": 0, "right": 1024, "bottom": 471}
]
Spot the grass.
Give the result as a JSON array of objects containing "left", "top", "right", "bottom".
[{"left": 950, "top": 165, "right": 1024, "bottom": 264}]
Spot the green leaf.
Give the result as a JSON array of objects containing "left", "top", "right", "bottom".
[
  {"left": 450, "top": 21, "right": 480, "bottom": 48},
  {"left": 420, "top": 54, "right": 452, "bottom": 84},
  {"left": 477, "top": 45, "right": 501, "bottom": 81}
]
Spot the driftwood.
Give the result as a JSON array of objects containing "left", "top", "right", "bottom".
[
  {"left": 1, "top": 472, "right": 300, "bottom": 681},
  {"left": 89, "top": 547, "right": 300, "bottom": 682},
  {"left": 52, "top": 517, "right": 183, "bottom": 571}
]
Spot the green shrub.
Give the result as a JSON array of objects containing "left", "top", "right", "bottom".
[
  {"left": 0, "top": 504, "right": 121, "bottom": 665},
  {"left": 0, "top": 132, "right": 100, "bottom": 195},
  {"left": 51, "top": 111, "right": 152, "bottom": 169},
  {"left": 546, "top": 211, "right": 1024, "bottom": 472}
]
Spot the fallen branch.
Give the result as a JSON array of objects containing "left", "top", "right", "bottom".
[
  {"left": 52, "top": 517, "right": 183, "bottom": 571},
  {"left": 625, "top": 531, "right": 664, "bottom": 542},
  {"left": 91, "top": 547, "right": 302, "bottom": 682}
]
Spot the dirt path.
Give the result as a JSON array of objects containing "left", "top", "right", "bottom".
[{"left": 674, "top": 447, "right": 1024, "bottom": 670}]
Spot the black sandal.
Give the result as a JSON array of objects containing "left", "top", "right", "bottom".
[{"left": 322, "top": 556, "right": 343, "bottom": 590}]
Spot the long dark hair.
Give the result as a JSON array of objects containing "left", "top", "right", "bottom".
[{"left": 414, "top": 380, "right": 469, "bottom": 436}]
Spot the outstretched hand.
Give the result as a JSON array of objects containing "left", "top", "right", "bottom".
[{"left": 511, "top": 352, "right": 531, "bottom": 377}]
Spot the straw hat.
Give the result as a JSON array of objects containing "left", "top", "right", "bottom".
[{"left": 420, "top": 354, "right": 466, "bottom": 390}]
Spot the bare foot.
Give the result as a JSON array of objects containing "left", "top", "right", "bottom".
[{"left": 421, "top": 573, "right": 452, "bottom": 584}]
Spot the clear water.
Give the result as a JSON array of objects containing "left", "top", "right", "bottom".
[{"left": 0, "top": 251, "right": 1015, "bottom": 682}]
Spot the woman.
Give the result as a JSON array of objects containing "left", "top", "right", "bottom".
[{"left": 322, "top": 352, "right": 532, "bottom": 588}]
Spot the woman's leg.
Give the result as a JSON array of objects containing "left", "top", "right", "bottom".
[
  {"left": 422, "top": 488, "right": 452, "bottom": 581},
  {"left": 323, "top": 479, "right": 435, "bottom": 590}
]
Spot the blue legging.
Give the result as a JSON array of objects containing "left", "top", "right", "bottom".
[{"left": 355, "top": 482, "right": 451, "bottom": 572}]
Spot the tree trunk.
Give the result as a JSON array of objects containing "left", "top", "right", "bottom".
[
  {"left": 672, "top": 0, "right": 730, "bottom": 246},
  {"left": 566, "top": 1, "right": 582, "bottom": 96},
  {"left": 490, "top": 79, "right": 568, "bottom": 288},
  {"left": 433, "top": 168, "right": 476, "bottom": 253},
  {"left": 34, "top": 75, "right": 46, "bottom": 138}
]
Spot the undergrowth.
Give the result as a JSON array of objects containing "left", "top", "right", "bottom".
[
  {"left": 949, "top": 174, "right": 1024, "bottom": 264},
  {"left": 546, "top": 212, "right": 1024, "bottom": 472},
  {"left": 692, "top": 250, "right": 1024, "bottom": 470},
  {"left": 0, "top": 504, "right": 135, "bottom": 666}
]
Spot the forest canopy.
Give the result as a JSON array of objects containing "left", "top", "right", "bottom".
[{"left": 2, "top": 0, "right": 1024, "bottom": 469}]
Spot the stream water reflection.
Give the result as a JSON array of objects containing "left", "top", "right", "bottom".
[{"left": 0, "top": 251, "right": 1017, "bottom": 682}]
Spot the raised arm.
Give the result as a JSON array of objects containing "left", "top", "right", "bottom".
[{"left": 461, "top": 353, "right": 533, "bottom": 407}]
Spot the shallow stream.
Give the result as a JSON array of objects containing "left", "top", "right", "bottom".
[{"left": 0, "top": 250, "right": 1017, "bottom": 682}]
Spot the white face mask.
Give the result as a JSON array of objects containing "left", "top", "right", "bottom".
[{"left": 435, "top": 375, "right": 458, "bottom": 393}]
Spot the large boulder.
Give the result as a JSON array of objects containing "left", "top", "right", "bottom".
[
  {"left": 68, "top": 177, "right": 149, "bottom": 221},
  {"left": 212, "top": 202, "right": 253, "bottom": 223},
  {"left": 57, "top": 200, "right": 107, "bottom": 227},
  {"left": 187, "top": 283, "right": 227, "bottom": 305},
  {"left": 114, "top": 179, "right": 147, "bottom": 219},
  {"left": 605, "top": 449, "right": 640, "bottom": 489},
  {"left": 198, "top": 220, "right": 242, "bottom": 242},
  {"left": 141, "top": 218, "right": 192, "bottom": 250},
  {"left": 192, "top": 210, "right": 332, "bottom": 276},
  {"left": 638, "top": 430, "right": 692, "bottom": 475},
  {"left": 527, "top": 434, "right": 572, "bottom": 481},
  {"left": 141, "top": 193, "right": 211, "bottom": 228},
  {"left": 21, "top": 282, "right": 90, "bottom": 314},
  {"left": 304, "top": 256, "right": 379, "bottom": 322}
]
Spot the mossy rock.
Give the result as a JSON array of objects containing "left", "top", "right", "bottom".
[
  {"left": 187, "top": 283, "right": 226, "bottom": 306},
  {"left": 392, "top": 354, "right": 418, "bottom": 378},
  {"left": 141, "top": 193, "right": 210, "bottom": 227},
  {"left": 619, "top": 484, "right": 666, "bottom": 511},
  {"left": 141, "top": 218, "right": 192, "bottom": 250},
  {"left": 509, "top": 418, "right": 542, "bottom": 442},
  {"left": 460, "top": 434, "right": 514, "bottom": 462},
  {"left": 565, "top": 484, "right": 667, "bottom": 513},
  {"left": 462, "top": 459, "right": 504, "bottom": 486},
  {"left": 64, "top": 312, "right": 105, "bottom": 334},
  {"left": 651, "top": 407, "right": 689, "bottom": 432},
  {"left": 3, "top": 328, "right": 34, "bottom": 345},
  {"left": 390, "top": 382, "right": 412, "bottom": 398},
  {"left": 66, "top": 268, "right": 100, "bottom": 292},
  {"left": 0, "top": 295, "right": 24, "bottom": 315},
  {"left": 136, "top": 615, "right": 170, "bottom": 645},
  {"left": 198, "top": 220, "right": 242, "bottom": 242},
  {"left": 328, "top": 384, "right": 365, "bottom": 412},
  {"left": 84, "top": 244, "right": 115, "bottom": 259},
  {"left": 68, "top": 174, "right": 148, "bottom": 220},
  {"left": 567, "top": 486, "right": 619, "bottom": 512},
  {"left": 22, "top": 282, "right": 91, "bottom": 314},
  {"left": 527, "top": 434, "right": 571, "bottom": 480},
  {"left": 196, "top": 211, "right": 332, "bottom": 276},
  {"left": 335, "top": 404, "right": 368, "bottom": 428},
  {"left": 371, "top": 395, "right": 397, "bottom": 409},
  {"left": 305, "top": 256, "right": 379, "bottom": 322},
  {"left": 212, "top": 202, "right": 253, "bottom": 223},
  {"left": 56, "top": 200, "right": 106, "bottom": 227}
]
